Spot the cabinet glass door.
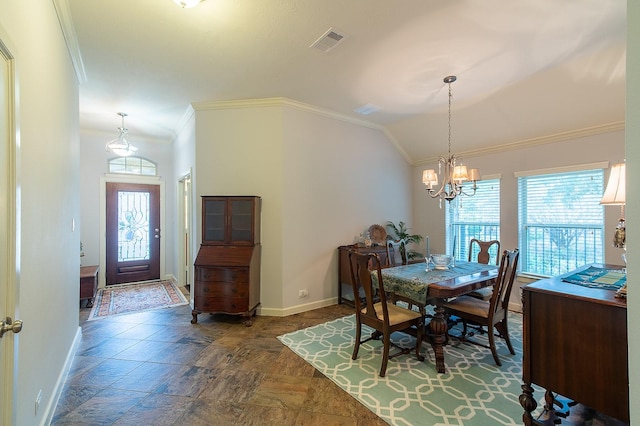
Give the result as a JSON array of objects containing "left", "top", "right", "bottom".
[
  {"left": 204, "top": 199, "right": 226, "bottom": 243},
  {"left": 230, "top": 199, "right": 254, "bottom": 243}
]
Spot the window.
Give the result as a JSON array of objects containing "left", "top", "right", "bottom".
[
  {"left": 446, "top": 178, "right": 500, "bottom": 262},
  {"left": 517, "top": 167, "right": 604, "bottom": 277},
  {"left": 108, "top": 156, "right": 157, "bottom": 176}
]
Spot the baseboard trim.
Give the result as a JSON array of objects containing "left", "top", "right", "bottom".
[
  {"left": 259, "top": 297, "right": 339, "bottom": 317},
  {"left": 41, "top": 326, "right": 82, "bottom": 426},
  {"left": 258, "top": 298, "right": 522, "bottom": 317}
]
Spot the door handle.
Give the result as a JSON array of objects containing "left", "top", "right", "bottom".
[{"left": 1, "top": 317, "right": 23, "bottom": 338}]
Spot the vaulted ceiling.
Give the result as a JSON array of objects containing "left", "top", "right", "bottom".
[{"left": 63, "top": 0, "right": 626, "bottom": 164}]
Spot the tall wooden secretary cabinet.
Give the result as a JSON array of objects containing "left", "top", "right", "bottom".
[{"left": 192, "top": 196, "right": 261, "bottom": 326}]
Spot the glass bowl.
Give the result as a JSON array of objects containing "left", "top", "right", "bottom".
[{"left": 430, "top": 254, "right": 453, "bottom": 269}]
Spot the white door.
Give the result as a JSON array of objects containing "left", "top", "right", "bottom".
[{"left": 0, "top": 36, "right": 20, "bottom": 425}]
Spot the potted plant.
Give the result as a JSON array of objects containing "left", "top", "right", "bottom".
[{"left": 386, "top": 221, "right": 424, "bottom": 260}]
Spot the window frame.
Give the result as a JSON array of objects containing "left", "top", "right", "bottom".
[
  {"left": 516, "top": 162, "right": 607, "bottom": 277},
  {"left": 108, "top": 156, "right": 158, "bottom": 176},
  {"left": 445, "top": 176, "right": 501, "bottom": 263}
]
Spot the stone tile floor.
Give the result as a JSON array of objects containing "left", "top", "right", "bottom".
[{"left": 52, "top": 303, "right": 386, "bottom": 425}]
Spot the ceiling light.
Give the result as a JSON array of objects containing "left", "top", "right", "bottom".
[
  {"left": 105, "top": 112, "right": 138, "bottom": 157},
  {"left": 173, "top": 0, "right": 204, "bottom": 8},
  {"left": 422, "top": 76, "right": 480, "bottom": 206}
]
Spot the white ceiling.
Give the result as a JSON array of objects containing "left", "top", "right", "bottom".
[{"left": 64, "top": 0, "right": 626, "bottom": 164}]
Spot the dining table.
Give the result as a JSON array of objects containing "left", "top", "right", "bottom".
[{"left": 373, "top": 260, "right": 498, "bottom": 374}]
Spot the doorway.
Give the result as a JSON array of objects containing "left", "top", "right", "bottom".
[
  {"left": 105, "top": 182, "right": 161, "bottom": 284},
  {"left": 177, "top": 173, "right": 193, "bottom": 290}
]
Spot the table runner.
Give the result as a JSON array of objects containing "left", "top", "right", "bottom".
[
  {"left": 561, "top": 266, "right": 626, "bottom": 290},
  {"left": 373, "top": 261, "right": 497, "bottom": 303}
]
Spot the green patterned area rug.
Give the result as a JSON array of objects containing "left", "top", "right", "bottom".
[{"left": 278, "top": 313, "right": 540, "bottom": 426}]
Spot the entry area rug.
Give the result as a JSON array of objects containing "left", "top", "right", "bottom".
[
  {"left": 88, "top": 280, "right": 188, "bottom": 321},
  {"left": 278, "top": 313, "right": 543, "bottom": 426}
]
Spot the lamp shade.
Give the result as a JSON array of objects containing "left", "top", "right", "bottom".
[{"left": 600, "top": 163, "right": 626, "bottom": 205}]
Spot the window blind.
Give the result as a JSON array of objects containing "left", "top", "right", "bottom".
[
  {"left": 518, "top": 168, "right": 604, "bottom": 276},
  {"left": 446, "top": 178, "right": 500, "bottom": 261}
]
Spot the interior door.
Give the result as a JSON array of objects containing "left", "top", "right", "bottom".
[
  {"left": 0, "top": 37, "right": 19, "bottom": 425},
  {"left": 106, "top": 182, "right": 161, "bottom": 284}
]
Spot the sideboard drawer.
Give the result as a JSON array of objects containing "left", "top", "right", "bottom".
[
  {"left": 195, "top": 296, "right": 248, "bottom": 314},
  {"left": 197, "top": 267, "right": 248, "bottom": 283},
  {"left": 195, "top": 280, "right": 249, "bottom": 298}
]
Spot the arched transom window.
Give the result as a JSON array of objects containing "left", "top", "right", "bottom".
[{"left": 108, "top": 156, "right": 157, "bottom": 176}]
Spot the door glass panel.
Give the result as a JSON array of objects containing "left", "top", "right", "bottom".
[{"left": 118, "top": 191, "right": 150, "bottom": 261}]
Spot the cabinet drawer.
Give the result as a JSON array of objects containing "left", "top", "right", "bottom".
[
  {"left": 195, "top": 296, "right": 248, "bottom": 313},
  {"left": 197, "top": 267, "right": 248, "bottom": 283},
  {"left": 195, "top": 281, "right": 249, "bottom": 298}
]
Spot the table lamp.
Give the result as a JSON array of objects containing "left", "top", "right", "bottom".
[{"left": 600, "top": 162, "right": 626, "bottom": 297}]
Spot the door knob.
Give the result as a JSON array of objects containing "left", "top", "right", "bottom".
[{"left": 1, "top": 317, "right": 23, "bottom": 338}]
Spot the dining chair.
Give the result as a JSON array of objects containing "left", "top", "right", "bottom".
[
  {"left": 386, "top": 239, "right": 407, "bottom": 267},
  {"left": 467, "top": 239, "right": 501, "bottom": 301},
  {"left": 348, "top": 250, "right": 425, "bottom": 377},
  {"left": 443, "top": 248, "right": 519, "bottom": 366}
]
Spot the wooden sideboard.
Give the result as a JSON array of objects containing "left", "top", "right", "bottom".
[
  {"left": 337, "top": 244, "right": 390, "bottom": 305},
  {"left": 80, "top": 265, "right": 99, "bottom": 308},
  {"left": 519, "top": 264, "right": 628, "bottom": 424}
]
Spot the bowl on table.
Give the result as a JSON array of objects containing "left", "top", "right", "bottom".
[{"left": 429, "top": 254, "right": 453, "bottom": 270}]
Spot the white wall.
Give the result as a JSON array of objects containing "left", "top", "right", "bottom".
[
  {"left": 412, "top": 128, "right": 626, "bottom": 307},
  {"left": 192, "top": 99, "right": 412, "bottom": 314},
  {"left": 79, "top": 129, "right": 176, "bottom": 285},
  {"left": 0, "top": 1, "right": 80, "bottom": 424},
  {"left": 281, "top": 106, "right": 411, "bottom": 310},
  {"left": 413, "top": 129, "right": 626, "bottom": 258},
  {"left": 626, "top": 1, "right": 638, "bottom": 423},
  {"left": 193, "top": 102, "right": 284, "bottom": 311}
]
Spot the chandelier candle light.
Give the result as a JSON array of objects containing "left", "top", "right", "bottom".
[
  {"left": 423, "top": 76, "right": 480, "bottom": 206},
  {"left": 105, "top": 112, "right": 138, "bottom": 157}
]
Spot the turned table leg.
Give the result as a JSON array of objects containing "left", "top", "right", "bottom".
[
  {"left": 428, "top": 305, "right": 448, "bottom": 374},
  {"left": 519, "top": 382, "right": 537, "bottom": 426}
]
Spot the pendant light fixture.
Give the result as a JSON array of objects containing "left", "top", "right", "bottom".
[
  {"left": 105, "top": 112, "right": 138, "bottom": 157},
  {"left": 422, "top": 76, "right": 480, "bottom": 205}
]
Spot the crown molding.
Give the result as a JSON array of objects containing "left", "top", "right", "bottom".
[
  {"left": 191, "top": 97, "right": 416, "bottom": 163},
  {"left": 192, "top": 97, "right": 383, "bottom": 130},
  {"left": 413, "top": 121, "right": 625, "bottom": 167},
  {"left": 52, "top": 0, "right": 87, "bottom": 84}
]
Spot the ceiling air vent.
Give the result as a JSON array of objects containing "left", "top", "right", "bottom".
[{"left": 310, "top": 28, "right": 346, "bottom": 53}]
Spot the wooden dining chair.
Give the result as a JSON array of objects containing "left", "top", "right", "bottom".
[
  {"left": 386, "top": 239, "right": 407, "bottom": 267},
  {"left": 467, "top": 239, "right": 501, "bottom": 301},
  {"left": 348, "top": 250, "right": 425, "bottom": 377},
  {"left": 443, "top": 248, "right": 519, "bottom": 366}
]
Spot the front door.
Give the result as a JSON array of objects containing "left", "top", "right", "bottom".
[{"left": 106, "top": 182, "right": 161, "bottom": 284}]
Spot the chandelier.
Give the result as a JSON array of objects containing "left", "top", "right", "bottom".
[
  {"left": 105, "top": 112, "right": 138, "bottom": 157},
  {"left": 422, "top": 76, "right": 480, "bottom": 204}
]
